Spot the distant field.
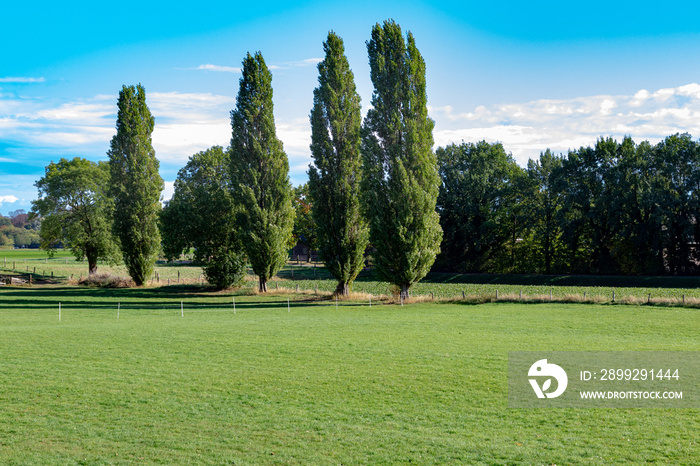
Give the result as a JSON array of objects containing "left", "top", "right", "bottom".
[
  {"left": 3, "top": 249, "right": 700, "bottom": 307},
  {"left": 1, "top": 249, "right": 204, "bottom": 285},
  {"left": 0, "top": 285, "right": 697, "bottom": 464}
]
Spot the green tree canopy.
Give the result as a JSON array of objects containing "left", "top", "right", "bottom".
[
  {"left": 523, "top": 149, "right": 566, "bottom": 274},
  {"left": 361, "top": 20, "right": 442, "bottom": 298},
  {"left": 309, "top": 31, "right": 368, "bottom": 296},
  {"left": 436, "top": 141, "right": 523, "bottom": 273},
  {"left": 161, "top": 146, "right": 246, "bottom": 290},
  {"left": 650, "top": 133, "right": 700, "bottom": 274},
  {"left": 292, "top": 183, "right": 317, "bottom": 252},
  {"left": 31, "top": 157, "right": 119, "bottom": 274},
  {"left": 230, "top": 52, "right": 295, "bottom": 292},
  {"left": 107, "top": 84, "right": 163, "bottom": 286}
]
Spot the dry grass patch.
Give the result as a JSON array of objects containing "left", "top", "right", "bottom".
[{"left": 74, "top": 273, "right": 135, "bottom": 288}]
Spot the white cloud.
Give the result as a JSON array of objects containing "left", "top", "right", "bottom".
[
  {"left": 6, "top": 81, "right": 700, "bottom": 186},
  {"left": 600, "top": 98, "right": 616, "bottom": 115},
  {"left": 35, "top": 102, "right": 112, "bottom": 122},
  {"left": 277, "top": 119, "right": 311, "bottom": 153},
  {"left": 0, "top": 91, "right": 238, "bottom": 166},
  {"left": 194, "top": 64, "right": 241, "bottom": 73},
  {"left": 162, "top": 181, "right": 175, "bottom": 204},
  {"left": 32, "top": 126, "right": 115, "bottom": 147},
  {"left": 287, "top": 58, "right": 323, "bottom": 67},
  {"left": 149, "top": 92, "right": 234, "bottom": 121},
  {"left": 266, "top": 58, "right": 323, "bottom": 71},
  {"left": 630, "top": 89, "right": 650, "bottom": 107},
  {"left": 0, "top": 195, "right": 19, "bottom": 203},
  {"left": 148, "top": 92, "right": 236, "bottom": 163},
  {"left": 153, "top": 123, "right": 231, "bottom": 164},
  {"left": 0, "top": 77, "right": 45, "bottom": 83},
  {"left": 431, "top": 83, "right": 700, "bottom": 164}
]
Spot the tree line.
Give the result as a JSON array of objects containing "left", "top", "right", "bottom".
[
  {"left": 29, "top": 19, "right": 700, "bottom": 295},
  {"left": 31, "top": 20, "right": 442, "bottom": 297},
  {"left": 161, "top": 21, "right": 441, "bottom": 297},
  {"left": 435, "top": 134, "right": 700, "bottom": 276},
  {"left": 0, "top": 210, "right": 41, "bottom": 248}
]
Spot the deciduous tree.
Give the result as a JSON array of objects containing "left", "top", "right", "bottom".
[
  {"left": 361, "top": 20, "right": 442, "bottom": 299},
  {"left": 292, "top": 183, "right": 317, "bottom": 252},
  {"left": 230, "top": 52, "right": 295, "bottom": 292},
  {"left": 31, "top": 158, "right": 119, "bottom": 274},
  {"left": 309, "top": 32, "right": 368, "bottom": 296},
  {"left": 161, "top": 146, "right": 246, "bottom": 289},
  {"left": 436, "top": 141, "right": 522, "bottom": 273},
  {"left": 524, "top": 149, "right": 565, "bottom": 274},
  {"left": 108, "top": 84, "right": 163, "bottom": 286}
]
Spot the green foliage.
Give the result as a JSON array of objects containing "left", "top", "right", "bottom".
[
  {"left": 292, "top": 183, "right": 316, "bottom": 250},
  {"left": 436, "top": 134, "right": 700, "bottom": 276},
  {"left": 230, "top": 52, "right": 295, "bottom": 292},
  {"left": 556, "top": 134, "right": 700, "bottom": 275},
  {"left": 309, "top": 32, "right": 368, "bottom": 296},
  {"left": 522, "top": 149, "right": 566, "bottom": 274},
  {"left": 0, "top": 228, "right": 13, "bottom": 249},
  {"left": 436, "top": 141, "right": 524, "bottom": 273},
  {"left": 107, "top": 84, "right": 163, "bottom": 286},
  {"left": 560, "top": 138, "right": 621, "bottom": 274},
  {"left": 0, "top": 212, "right": 41, "bottom": 249},
  {"left": 30, "top": 157, "right": 119, "bottom": 273},
  {"left": 0, "top": 224, "right": 41, "bottom": 249},
  {"left": 361, "top": 20, "right": 442, "bottom": 297},
  {"left": 651, "top": 133, "right": 700, "bottom": 274},
  {"left": 160, "top": 146, "right": 246, "bottom": 290}
]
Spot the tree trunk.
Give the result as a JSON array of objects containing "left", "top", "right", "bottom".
[
  {"left": 259, "top": 277, "right": 268, "bottom": 293},
  {"left": 335, "top": 281, "right": 350, "bottom": 297},
  {"left": 87, "top": 249, "right": 98, "bottom": 276},
  {"left": 400, "top": 284, "right": 410, "bottom": 300}
]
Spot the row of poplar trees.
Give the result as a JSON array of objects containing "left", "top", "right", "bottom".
[
  {"left": 33, "top": 20, "right": 700, "bottom": 287},
  {"left": 161, "top": 20, "right": 442, "bottom": 297}
]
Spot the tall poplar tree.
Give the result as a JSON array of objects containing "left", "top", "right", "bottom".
[
  {"left": 108, "top": 84, "right": 163, "bottom": 286},
  {"left": 361, "top": 20, "right": 442, "bottom": 299},
  {"left": 309, "top": 32, "right": 368, "bottom": 296},
  {"left": 230, "top": 52, "right": 294, "bottom": 292}
]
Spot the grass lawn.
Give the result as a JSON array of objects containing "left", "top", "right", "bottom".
[
  {"left": 0, "top": 285, "right": 698, "bottom": 464},
  {"left": 5, "top": 249, "right": 700, "bottom": 306},
  {"left": 1, "top": 249, "right": 205, "bottom": 285}
]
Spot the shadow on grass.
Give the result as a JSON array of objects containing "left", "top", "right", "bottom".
[
  {"left": 0, "top": 285, "right": 339, "bottom": 311},
  {"left": 355, "top": 270, "right": 700, "bottom": 289}
]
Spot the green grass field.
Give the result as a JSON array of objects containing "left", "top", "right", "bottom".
[
  {"left": 0, "top": 283, "right": 698, "bottom": 464},
  {"left": 4, "top": 248, "right": 700, "bottom": 306},
  {"left": 1, "top": 249, "right": 205, "bottom": 285}
]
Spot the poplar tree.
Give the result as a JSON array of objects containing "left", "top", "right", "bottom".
[
  {"left": 108, "top": 84, "right": 163, "bottom": 286},
  {"left": 230, "top": 52, "right": 294, "bottom": 292},
  {"left": 361, "top": 20, "right": 442, "bottom": 299},
  {"left": 309, "top": 32, "right": 368, "bottom": 296}
]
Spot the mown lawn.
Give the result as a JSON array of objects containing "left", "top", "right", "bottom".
[
  {"left": 0, "top": 286, "right": 697, "bottom": 464},
  {"left": 4, "top": 248, "right": 700, "bottom": 305}
]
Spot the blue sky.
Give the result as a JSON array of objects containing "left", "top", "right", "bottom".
[{"left": 3, "top": 1, "right": 700, "bottom": 215}]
